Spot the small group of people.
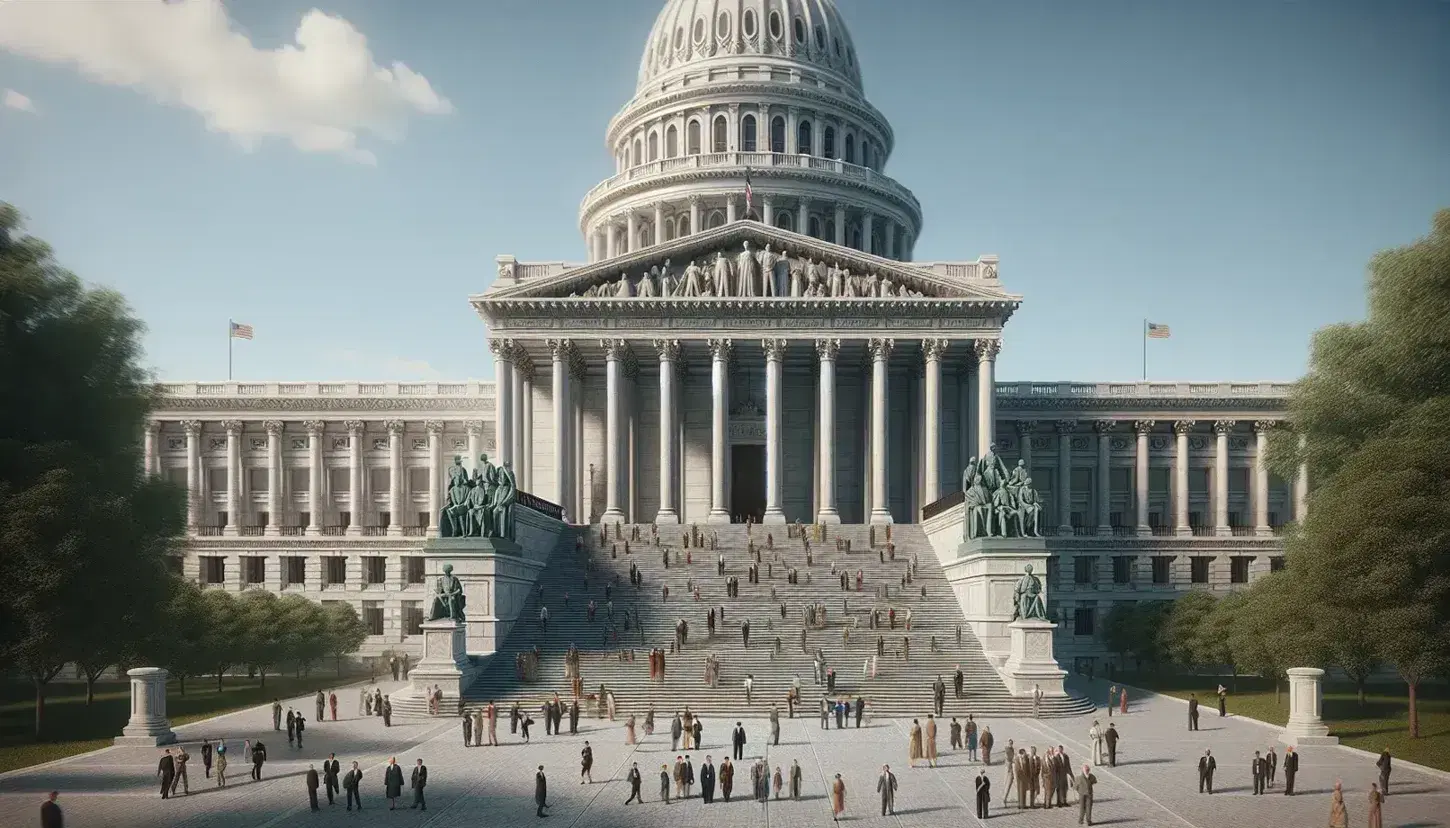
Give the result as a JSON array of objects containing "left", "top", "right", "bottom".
[
  {"left": 154, "top": 737, "right": 266, "bottom": 795},
  {"left": 357, "top": 686, "right": 392, "bottom": 725}
]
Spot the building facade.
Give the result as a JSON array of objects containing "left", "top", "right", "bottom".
[{"left": 153, "top": 0, "right": 1304, "bottom": 668}]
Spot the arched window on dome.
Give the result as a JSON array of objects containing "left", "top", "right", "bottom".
[
  {"left": 706, "top": 210, "right": 725, "bottom": 230},
  {"left": 666, "top": 125, "right": 679, "bottom": 158},
  {"left": 844, "top": 134, "right": 855, "bottom": 164},
  {"left": 823, "top": 126, "right": 836, "bottom": 159},
  {"left": 774, "top": 212, "right": 794, "bottom": 232},
  {"left": 712, "top": 115, "right": 728, "bottom": 153},
  {"left": 770, "top": 116, "right": 786, "bottom": 154},
  {"left": 647, "top": 131, "right": 659, "bottom": 162},
  {"left": 862, "top": 140, "right": 872, "bottom": 170},
  {"left": 824, "top": 219, "right": 836, "bottom": 242},
  {"left": 639, "top": 223, "right": 653, "bottom": 248},
  {"left": 687, "top": 120, "right": 701, "bottom": 155},
  {"left": 677, "top": 214, "right": 691, "bottom": 237},
  {"left": 632, "top": 138, "right": 642, "bottom": 167},
  {"left": 663, "top": 217, "right": 676, "bottom": 242},
  {"left": 808, "top": 216, "right": 822, "bottom": 238},
  {"left": 741, "top": 114, "right": 757, "bottom": 153},
  {"left": 797, "top": 120, "right": 812, "bottom": 155}
]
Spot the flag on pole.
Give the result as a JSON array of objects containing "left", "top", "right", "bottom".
[
  {"left": 744, "top": 166, "right": 754, "bottom": 216},
  {"left": 1145, "top": 322, "right": 1171, "bottom": 339},
  {"left": 230, "top": 321, "right": 254, "bottom": 340}
]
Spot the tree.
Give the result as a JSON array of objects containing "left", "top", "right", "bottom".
[
  {"left": 1269, "top": 209, "right": 1450, "bottom": 738},
  {"left": 0, "top": 204, "right": 186, "bottom": 735},
  {"left": 275, "top": 594, "right": 329, "bottom": 677},
  {"left": 1227, "top": 574, "right": 1322, "bottom": 704},
  {"left": 1199, "top": 591, "right": 1242, "bottom": 690},
  {"left": 145, "top": 581, "right": 214, "bottom": 696},
  {"left": 200, "top": 590, "right": 245, "bottom": 691},
  {"left": 323, "top": 602, "right": 368, "bottom": 676},
  {"left": 238, "top": 591, "right": 284, "bottom": 687},
  {"left": 1158, "top": 591, "right": 1217, "bottom": 671}
]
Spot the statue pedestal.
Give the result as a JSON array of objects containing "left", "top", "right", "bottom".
[
  {"left": 1002, "top": 620, "right": 1068, "bottom": 697},
  {"left": 946, "top": 536, "right": 1051, "bottom": 657},
  {"left": 114, "top": 667, "right": 178, "bottom": 746},
  {"left": 423, "top": 536, "right": 524, "bottom": 655},
  {"left": 407, "top": 619, "right": 469, "bottom": 713},
  {"left": 1280, "top": 667, "right": 1339, "bottom": 746}
]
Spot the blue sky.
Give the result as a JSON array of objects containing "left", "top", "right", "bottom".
[{"left": 2, "top": 0, "right": 1446, "bottom": 383}]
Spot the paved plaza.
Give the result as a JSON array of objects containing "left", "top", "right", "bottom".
[{"left": 2, "top": 679, "right": 1445, "bottom": 828}]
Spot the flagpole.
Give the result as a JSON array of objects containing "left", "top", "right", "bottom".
[
  {"left": 1141, "top": 318, "right": 1148, "bottom": 381},
  {"left": 228, "top": 319, "right": 233, "bottom": 381}
]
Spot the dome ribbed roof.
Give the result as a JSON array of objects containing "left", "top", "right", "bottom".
[{"left": 638, "top": 0, "right": 862, "bottom": 94}]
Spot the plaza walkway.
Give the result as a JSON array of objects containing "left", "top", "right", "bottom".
[{"left": 1, "top": 676, "right": 1445, "bottom": 828}]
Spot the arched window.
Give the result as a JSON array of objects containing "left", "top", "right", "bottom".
[
  {"left": 797, "top": 120, "right": 812, "bottom": 155},
  {"left": 663, "top": 217, "right": 676, "bottom": 242},
  {"left": 631, "top": 139, "right": 642, "bottom": 167},
  {"left": 706, "top": 210, "right": 725, "bottom": 230},
  {"left": 844, "top": 134, "right": 855, "bottom": 164},
  {"left": 775, "top": 212, "right": 794, "bottom": 232},
  {"left": 712, "top": 115, "right": 728, "bottom": 153},
  {"left": 824, "top": 219, "right": 836, "bottom": 242},
  {"left": 639, "top": 224, "right": 653, "bottom": 248},
  {"left": 850, "top": 226, "right": 863, "bottom": 251},
  {"left": 687, "top": 120, "right": 701, "bottom": 155},
  {"left": 665, "top": 125, "right": 679, "bottom": 158},
  {"left": 677, "top": 214, "right": 691, "bottom": 237},
  {"left": 863, "top": 140, "right": 873, "bottom": 170},
  {"left": 743, "top": 9, "right": 757, "bottom": 37},
  {"left": 808, "top": 216, "right": 822, "bottom": 238},
  {"left": 823, "top": 126, "right": 836, "bottom": 159},
  {"left": 770, "top": 116, "right": 786, "bottom": 154},
  {"left": 647, "top": 131, "right": 659, "bottom": 162},
  {"left": 741, "top": 114, "right": 757, "bottom": 152}
]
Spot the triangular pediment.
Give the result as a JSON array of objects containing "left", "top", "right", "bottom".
[{"left": 481, "top": 221, "right": 1016, "bottom": 304}]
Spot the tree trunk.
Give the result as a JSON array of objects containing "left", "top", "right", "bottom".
[
  {"left": 32, "top": 676, "right": 47, "bottom": 738},
  {"left": 336, "top": 655, "right": 344, "bottom": 676},
  {"left": 1408, "top": 680, "right": 1419, "bottom": 739},
  {"left": 1356, "top": 679, "right": 1366, "bottom": 707},
  {"left": 1230, "top": 666, "right": 1237, "bottom": 694},
  {"left": 1273, "top": 677, "right": 1281, "bottom": 706},
  {"left": 259, "top": 667, "right": 267, "bottom": 689},
  {"left": 85, "top": 675, "right": 96, "bottom": 705},
  {"left": 179, "top": 674, "right": 186, "bottom": 696},
  {"left": 216, "top": 670, "right": 224, "bottom": 692}
]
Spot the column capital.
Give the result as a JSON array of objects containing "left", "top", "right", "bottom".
[
  {"left": 1253, "top": 419, "right": 1278, "bottom": 434},
  {"left": 1093, "top": 419, "right": 1116, "bottom": 435},
  {"left": 385, "top": 419, "right": 406, "bottom": 435},
  {"left": 425, "top": 420, "right": 445, "bottom": 434},
  {"left": 145, "top": 419, "right": 161, "bottom": 434},
  {"left": 921, "top": 338, "right": 949, "bottom": 361},
  {"left": 181, "top": 420, "right": 203, "bottom": 436},
  {"left": 546, "top": 338, "right": 574, "bottom": 360},
  {"left": 488, "top": 337, "right": 516, "bottom": 360},
  {"left": 465, "top": 420, "right": 485, "bottom": 437},
  {"left": 708, "top": 338, "right": 733, "bottom": 361},
  {"left": 515, "top": 354, "right": 537, "bottom": 382},
  {"left": 974, "top": 339, "right": 1001, "bottom": 362},
  {"left": 600, "top": 338, "right": 629, "bottom": 361},
  {"left": 1173, "top": 420, "right": 1196, "bottom": 435},
  {"left": 688, "top": 193, "right": 702, "bottom": 206},
  {"left": 815, "top": 338, "right": 840, "bottom": 361},
  {"left": 867, "top": 337, "right": 894, "bottom": 361},
  {"left": 1054, "top": 420, "right": 1077, "bottom": 435},
  {"left": 622, "top": 349, "right": 641, "bottom": 381},
  {"left": 762, "top": 338, "right": 788, "bottom": 361},
  {"left": 1213, "top": 419, "right": 1237, "bottom": 435},
  {"left": 222, "top": 419, "right": 244, "bottom": 435},
  {"left": 653, "top": 339, "right": 682, "bottom": 363},
  {"left": 343, "top": 419, "right": 365, "bottom": 434},
  {"left": 263, "top": 420, "right": 284, "bottom": 437},
  {"left": 1014, "top": 420, "right": 1037, "bottom": 437},
  {"left": 1133, "top": 419, "right": 1156, "bottom": 435},
  {"left": 302, "top": 419, "right": 327, "bottom": 435}
]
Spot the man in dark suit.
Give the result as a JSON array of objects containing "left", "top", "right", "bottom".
[
  {"left": 294, "top": 715, "right": 305, "bottom": 749},
  {"left": 343, "top": 761, "right": 363, "bottom": 811},
  {"left": 411, "top": 759, "right": 428, "bottom": 811},
  {"left": 156, "top": 749, "right": 176, "bottom": 799},
  {"left": 535, "top": 765, "right": 549, "bottom": 817},
  {"left": 954, "top": 667, "right": 965, "bottom": 699},
  {"left": 40, "top": 791, "right": 63, "bottom": 828},
  {"left": 1265, "top": 747, "right": 1277, "bottom": 788},
  {"left": 1104, "top": 724, "right": 1120, "bottom": 767},
  {"left": 322, "top": 754, "right": 341, "bottom": 805},
  {"left": 732, "top": 722, "right": 747, "bottom": 761},
  {"left": 1198, "top": 750, "right": 1216, "bottom": 793},
  {"left": 854, "top": 696, "right": 865, "bottom": 728},
  {"left": 700, "top": 756, "right": 717, "bottom": 803},
  {"left": 201, "top": 740, "right": 213, "bottom": 778},
  {"left": 250, "top": 741, "right": 267, "bottom": 781},
  {"left": 1251, "top": 751, "right": 1266, "bottom": 795},
  {"left": 625, "top": 763, "right": 643, "bottom": 804},
  {"left": 305, "top": 765, "right": 320, "bottom": 811},
  {"left": 1282, "top": 747, "right": 1298, "bottom": 795},
  {"left": 974, "top": 771, "right": 991, "bottom": 819},
  {"left": 1187, "top": 694, "right": 1199, "bottom": 730}
]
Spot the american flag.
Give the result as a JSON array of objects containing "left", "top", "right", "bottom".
[
  {"left": 1146, "top": 322, "right": 1171, "bottom": 339},
  {"left": 744, "top": 167, "right": 754, "bottom": 216},
  {"left": 230, "top": 321, "right": 254, "bottom": 340}
]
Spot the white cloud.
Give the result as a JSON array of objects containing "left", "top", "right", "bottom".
[
  {"left": 0, "top": 0, "right": 452, "bottom": 163},
  {"left": 2, "top": 88, "right": 35, "bottom": 113},
  {"left": 330, "top": 349, "right": 443, "bottom": 380}
]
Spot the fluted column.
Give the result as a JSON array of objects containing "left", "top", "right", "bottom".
[
  {"left": 1093, "top": 421, "right": 1114, "bottom": 534},
  {"left": 653, "top": 202, "right": 664, "bottom": 245},
  {"left": 1294, "top": 432, "right": 1309, "bottom": 521},
  {"left": 143, "top": 422, "right": 159, "bottom": 477},
  {"left": 490, "top": 339, "right": 514, "bottom": 468},
  {"left": 519, "top": 360, "right": 534, "bottom": 491},
  {"left": 264, "top": 420, "right": 283, "bottom": 535},
  {"left": 763, "top": 338, "right": 787, "bottom": 523},
  {"left": 975, "top": 340, "right": 1000, "bottom": 457},
  {"left": 922, "top": 339, "right": 947, "bottom": 503},
  {"left": 654, "top": 339, "right": 681, "bottom": 524},
  {"left": 626, "top": 212, "right": 638, "bottom": 252},
  {"left": 816, "top": 339, "right": 841, "bottom": 524},
  {"left": 1056, "top": 420, "right": 1075, "bottom": 534},
  {"left": 183, "top": 420, "right": 201, "bottom": 529},
  {"left": 689, "top": 196, "right": 701, "bottom": 237},
  {"left": 346, "top": 420, "right": 364, "bottom": 535},
  {"left": 605, "top": 221, "right": 617, "bottom": 258},
  {"left": 1173, "top": 420, "right": 1194, "bottom": 536},
  {"left": 303, "top": 420, "right": 323, "bottom": 534},
  {"left": 797, "top": 199, "right": 809, "bottom": 235},
  {"left": 707, "top": 339, "right": 732, "bottom": 524},
  {"left": 1134, "top": 420, "right": 1154, "bottom": 536},
  {"left": 1214, "top": 420, "right": 1233, "bottom": 536},
  {"left": 1254, "top": 421, "right": 1273, "bottom": 536},
  {"left": 601, "top": 339, "right": 627, "bottom": 524},
  {"left": 466, "top": 421, "right": 483, "bottom": 474},
  {"left": 223, "top": 420, "right": 242, "bottom": 536},
  {"left": 387, "top": 420, "right": 404, "bottom": 535},
  {"left": 549, "top": 340, "right": 572, "bottom": 518},
  {"left": 426, "top": 421, "right": 443, "bottom": 536},
  {"left": 1014, "top": 421, "right": 1035, "bottom": 468},
  {"left": 868, "top": 338, "right": 894, "bottom": 524},
  {"left": 834, "top": 203, "right": 846, "bottom": 246}
]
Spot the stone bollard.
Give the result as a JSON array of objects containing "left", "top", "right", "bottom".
[
  {"left": 114, "top": 667, "right": 177, "bottom": 746},
  {"left": 1280, "top": 667, "right": 1339, "bottom": 746}
]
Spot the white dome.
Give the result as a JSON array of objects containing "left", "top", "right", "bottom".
[{"left": 638, "top": 0, "right": 863, "bottom": 94}]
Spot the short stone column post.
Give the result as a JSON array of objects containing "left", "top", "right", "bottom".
[
  {"left": 1280, "top": 667, "right": 1339, "bottom": 745},
  {"left": 115, "top": 667, "right": 177, "bottom": 746}
]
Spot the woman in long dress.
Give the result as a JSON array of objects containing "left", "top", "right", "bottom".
[
  {"left": 607, "top": 692, "right": 617, "bottom": 721},
  {"left": 831, "top": 773, "right": 847, "bottom": 818},
  {"left": 908, "top": 720, "right": 924, "bottom": 768},
  {"left": 1329, "top": 780, "right": 1349, "bottom": 828},
  {"left": 1120, "top": 685, "right": 1129, "bottom": 714},
  {"left": 1367, "top": 782, "right": 1383, "bottom": 828},
  {"left": 925, "top": 717, "right": 939, "bottom": 767},
  {"left": 625, "top": 715, "right": 637, "bottom": 745}
]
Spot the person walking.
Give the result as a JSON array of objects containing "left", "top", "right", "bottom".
[
  {"left": 580, "top": 742, "right": 594, "bottom": 784},
  {"left": 305, "top": 765, "right": 320, "bottom": 811},
  {"left": 1075, "top": 764, "right": 1097, "bottom": 825},
  {"left": 343, "top": 761, "right": 363, "bottom": 811},
  {"left": 535, "top": 766, "right": 550, "bottom": 818},
  {"left": 249, "top": 740, "right": 267, "bottom": 782},
  {"left": 1217, "top": 685, "right": 1227, "bottom": 717},
  {"left": 410, "top": 758, "right": 428, "bottom": 811},
  {"left": 1377, "top": 749, "right": 1392, "bottom": 796},
  {"left": 323, "top": 753, "right": 341, "bottom": 806},
  {"left": 1328, "top": 780, "right": 1349, "bottom": 828},
  {"left": 1188, "top": 693, "right": 1200, "bottom": 730},
  {"left": 1266, "top": 746, "right": 1278, "bottom": 788},
  {"left": 1283, "top": 747, "right": 1299, "bottom": 795},
  {"left": 315, "top": 690, "right": 326, "bottom": 723},
  {"left": 831, "top": 773, "right": 847, "bottom": 820},
  {"left": 170, "top": 745, "right": 190, "bottom": 796},
  {"left": 625, "top": 763, "right": 643, "bottom": 804},
  {"left": 201, "top": 739, "right": 213, "bottom": 779},
  {"left": 1104, "top": 724, "right": 1119, "bottom": 767},
  {"left": 974, "top": 770, "right": 991, "bottom": 819},
  {"left": 1252, "top": 751, "right": 1266, "bottom": 795},
  {"left": 39, "top": 792, "right": 62, "bottom": 828},
  {"left": 659, "top": 764, "right": 672, "bottom": 804},
  {"left": 980, "top": 726, "right": 994, "bottom": 765},
  {"left": 1368, "top": 782, "right": 1384, "bottom": 828},
  {"left": 294, "top": 714, "right": 305, "bottom": 749},
  {"left": 790, "top": 759, "right": 803, "bottom": 800},
  {"left": 214, "top": 746, "right": 228, "bottom": 788},
  {"left": 1089, "top": 721, "right": 1104, "bottom": 765},
  {"left": 156, "top": 749, "right": 176, "bottom": 799}
]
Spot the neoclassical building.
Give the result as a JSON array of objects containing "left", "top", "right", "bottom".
[{"left": 152, "top": 0, "right": 1303, "bottom": 669}]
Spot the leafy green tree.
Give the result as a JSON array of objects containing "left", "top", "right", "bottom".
[
  {"left": 276, "top": 594, "right": 329, "bottom": 677},
  {"left": 1269, "top": 209, "right": 1450, "bottom": 738},
  {"left": 1199, "top": 591, "right": 1241, "bottom": 689},
  {"left": 1158, "top": 591, "right": 1217, "bottom": 671},
  {"left": 238, "top": 591, "right": 284, "bottom": 687},
  {"left": 1100, "top": 602, "right": 1137, "bottom": 668},
  {"left": 323, "top": 602, "right": 368, "bottom": 676},
  {"left": 200, "top": 590, "right": 245, "bottom": 691},
  {"left": 1227, "top": 574, "right": 1320, "bottom": 704},
  {"left": 0, "top": 204, "right": 185, "bottom": 735},
  {"left": 146, "top": 581, "right": 214, "bottom": 696}
]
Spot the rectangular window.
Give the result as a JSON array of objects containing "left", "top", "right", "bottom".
[
  {"left": 408, "top": 468, "right": 428, "bottom": 493},
  {"left": 339, "top": 510, "right": 352, "bottom": 529},
  {"left": 217, "top": 510, "right": 229, "bottom": 529},
  {"left": 1073, "top": 556, "right": 1094, "bottom": 584},
  {"left": 402, "top": 601, "right": 424, "bottom": 636},
  {"left": 1070, "top": 468, "right": 1092, "bottom": 493},
  {"left": 329, "top": 467, "right": 350, "bottom": 493},
  {"left": 284, "top": 556, "right": 306, "bottom": 586},
  {"left": 1109, "top": 467, "right": 1132, "bottom": 493},
  {"left": 244, "top": 556, "right": 265, "bottom": 584},
  {"left": 1269, "top": 556, "right": 1286, "bottom": 572},
  {"left": 300, "top": 510, "right": 311, "bottom": 529},
  {"left": 1151, "top": 556, "right": 1172, "bottom": 585},
  {"left": 201, "top": 556, "right": 225, "bottom": 584},
  {"left": 364, "top": 556, "right": 386, "bottom": 585},
  {"left": 417, "top": 511, "right": 430, "bottom": 529},
  {"left": 290, "top": 468, "right": 310, "bottom": 492},
  {"left": 1112, "top": 556, "right": 1132, "bottom": 584},
  {"left": 1230, "top": 556, "right": 1251, "bottom": 584},
  {"left": 1148, "top": 467, "right": 1169, "bottom": 493},
  {"left": 405, "top": 557, "right": 426, "bottom": 585},
  {"left": 363, "top": 601, "right": 384, "bottom": 636},
  {"left": 1190, "top": 556, "right": 1211, "bottom": 584},
  {"left": 370, "top": 467, "right": 391, "bottom": 493},
  {"left": 379, "top": 511, "right": 391, "bottom": 529},
  {"left": 1073, "top": 606, "right": 1095, "bottom": 637},
  {"left": 258, "top": 510, "right": 270, "bottom": 528},
  {"left": 208, "top": 467, "right": 228, "bottom": 493},
  {"left": 248, "top": 468, "right": 268, "bottom": 492},
  {"left": 324, "top": 556, "right": 347, "bottom": 586}
]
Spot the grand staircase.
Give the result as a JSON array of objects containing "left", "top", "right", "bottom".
[{"left": 459, "top": 522, "right": 1093, "bottom": 719}]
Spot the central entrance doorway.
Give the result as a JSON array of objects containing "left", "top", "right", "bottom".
[{"left": 730, "top": 444, "right": 766, "bottom": 523}]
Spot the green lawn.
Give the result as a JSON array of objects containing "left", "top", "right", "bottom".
[
  {"left": 0, "top": 673, "right": 356, "bottom": 775},
  {"left": 1115, "top": 673, "right": 1450, "bottom": 772}
]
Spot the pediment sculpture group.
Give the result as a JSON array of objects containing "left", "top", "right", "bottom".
[
  {"left": 439, "top": 453, "right": 517, "bottom": 541},
  {"left": 571, "top": 241, "right": 932, "bottom": 299},
  {"left": 961, "top": 446, "right": 1045, "bottom": 540}
]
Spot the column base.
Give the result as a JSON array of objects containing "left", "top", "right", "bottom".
[
  {"left": 869, "top": 509, "right": 893, "bottom": 525},
  {"left": 1135, "top": 525, "right": 1151, "bottom": 537},
  {"left": 815, "top": 508, "right": 842, "bottom": 525},
  {"left": 264, "top": 526, "right": 281, "bottom": 537},
  {"left": 304, "top": 526, "right": 321, "bottom": 537},
  {"left": 1174, "top": 526, "right": 1192, "bottom": 537},
  {"left": 1056, "top": 525, "right": 1073, "bottom": 536},
  {"left": 1254, "top": 525, "right": 1274, "bottom": 537},
  {"left": 345, "top": 527, "right": 363, "bottom": 537},
  {"left": 707, "top": 510, "right": 731, "bottom": 526},
  {"left": 600, "top": 509, "right": 625, "bottom": 525},
  {"left": 1214, "top": 525, "right": 1232, "bottom": 537},
  {"left": 654, "top": 509, "right": 680, "bottom": 525},
  {"left": 1095, "top": 526, "right": 1112, "bottom": 536},
  {"left": 762, "top": 509, "right": 786, "bottom": 525}
]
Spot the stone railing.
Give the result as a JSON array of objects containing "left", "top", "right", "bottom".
[
  {"left": 155, "top": 381, "right": 492, "bottom": 399},
  {"left": 920, "top": 489, "right": 965, "bottom": 522},
  {"left": 995, "top": 381, "right": 1294, "bottom": 399},
  {"left": 518, "top": 491, "right": 565, "bottom": 522}
]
